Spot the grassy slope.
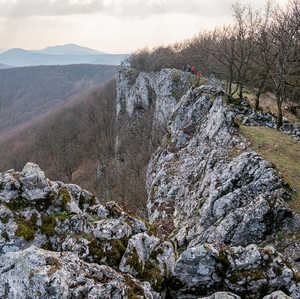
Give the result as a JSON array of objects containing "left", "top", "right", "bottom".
[{"left": 240, "top": 125, "right": 300, "bottom": 212}]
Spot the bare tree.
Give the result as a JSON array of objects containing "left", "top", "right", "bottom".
[{"left": 269, "top": 0, "right": 300, "bottom": 128}]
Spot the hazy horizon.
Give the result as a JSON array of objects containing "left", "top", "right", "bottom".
[{"left": 0, "top": 0, "right": 290, "bottom": 54}]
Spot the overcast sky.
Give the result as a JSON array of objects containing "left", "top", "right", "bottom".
[{"left": 0, "top": 0, "right": 290, "bottom": 54}]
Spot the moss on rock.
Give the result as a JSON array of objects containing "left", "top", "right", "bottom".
[
  {"left": 41, "top": 241, "right": 54, "bottom": 251},
  {"left": 88, "top": 236, "right": 128, "bottom": 268},
  {"left": 41, "top": 215, "right": 56, "bottom": 237},
  {"left": 79, "top": 193, "right": 96, "bottom": 210},
  {"left": 126, "top": 247, "right": 143, "bottom": 276},
  {"left": 15, "top": 213, "right": 38, "bottom": 242},
  {"left": 7, "top": 196, "right": 30, "bottom": 211},
  {"left": 15, "top": 222, "right": 35, "bottom": 241},
  {"left": 58, "top": 188, "right": 71, "bottom": 210}
]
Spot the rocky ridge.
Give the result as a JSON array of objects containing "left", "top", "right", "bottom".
[{"left": 0, "top": 67, "right": 299, "bottom": 298}]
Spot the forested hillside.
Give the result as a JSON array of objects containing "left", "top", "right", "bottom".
[
  {"left": 0, "top": 75, "right": 167, "bottom": 216},
  {"left": 0, "top": 64, "right": 116, "bottom": 137}
]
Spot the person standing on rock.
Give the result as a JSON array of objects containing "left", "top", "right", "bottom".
[
  {"left": 210, "top": 72, "right": 216, "bottom": 79},
  {"left": 186, "top": 64, "right": 191, "bottom": 73},
  {"left": 191, "top": 66, "right": 195, "bottom": 74}
]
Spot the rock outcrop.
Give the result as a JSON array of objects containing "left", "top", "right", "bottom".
[
  {"left": 116, "top": 67, "right": 192, "bottom": 124},
  {"left": 171, "top": 243, "right": 299, "bottom": 298},
  {"left": 0, "top": 246, "right": 158, "bottom": 298},
  {"left": 143, "top": 70, "right": 300, "bottom": 297},
  {"left": 0, "top": 163, "right": 175, "bottom": 298},
  {"left": 146, "top": 86, "right": 292, "bottom": 249}
]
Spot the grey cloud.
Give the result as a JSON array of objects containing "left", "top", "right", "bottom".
[
  {"left": 0, "top": 0, "right": 235, "bottom": 18},
  {"left": 0, "top": 0, "right": 104, "bottom": 17}
]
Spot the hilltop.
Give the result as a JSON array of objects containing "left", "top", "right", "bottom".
[
  {"left": 0, "top": 44, "right": 129, "bottom": 67},
  {"left": 36, "top": 44, "right": 105, "bottom": 55},
  {"left": 0, "top": 63, "right": 11, "bottom": 69}
]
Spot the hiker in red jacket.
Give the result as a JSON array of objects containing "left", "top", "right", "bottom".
[
  {"left": 191, "top": 66, "right": 195, "bottom": 74},
  {"left": 196, "top": 71, "right": 200, "bottom": 77}
]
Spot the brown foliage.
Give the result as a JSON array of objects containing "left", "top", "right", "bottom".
[
  {"left": 0, "top": 78, "right": 163, "bottom": 218},
  {"left": 0, "top": 64, "right": 117, "bottom": 136}
]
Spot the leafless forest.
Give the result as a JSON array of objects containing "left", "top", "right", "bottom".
[{"left": 129, "top": 0, "right": 300, "bottom": 127}]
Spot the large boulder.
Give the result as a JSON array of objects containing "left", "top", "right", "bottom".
[{"left": 171, "top": 243, "right": 300, "bottom": 298}]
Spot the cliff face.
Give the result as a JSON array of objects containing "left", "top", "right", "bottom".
[
  {"left": 0, "top": 67, "right": 300, "bottom": 298},
  {"left": 116, "top": 67, "right": 192, "bottom": 124}
]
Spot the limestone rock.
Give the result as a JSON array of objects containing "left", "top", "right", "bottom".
[
  {"left": 0, "top": 163, "right": 148, "bottom": 271},
  {"left": 0, "top": 246, "right": 159, "bottom": 299},
  {"left": 230, "top": 99, "right": 277, "bottom": 129},
  {"left": 263, "top": 291, "right": 292, "bottom": 298},
  {"left": 116, "top": 67, "right": 192, "bottom": 124},
  {"left": 146, "top": 86, "right": 292, "bottom": 249},
  {"left": 199, "top": 292, "right": 241, "bottom": 299},
  {"left": 119, "top": 232, "right": 176, "bottom": 292},
  {"left": 171, "top": 243, "right": 299, "bottom": 298},
  {"left": 0, "top": 162, "right": 97, "bottom": 253},
  {"left": 293, "top": 123, "right": 300, "bottom": 141}
]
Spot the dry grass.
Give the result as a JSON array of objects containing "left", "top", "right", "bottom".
[{"left": 240, "top": 125, "right": 300, "bottom": 212}]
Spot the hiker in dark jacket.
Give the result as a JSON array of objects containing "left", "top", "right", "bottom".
[{"left": 186, "top": 64, "right": 191, "bottom": 72}]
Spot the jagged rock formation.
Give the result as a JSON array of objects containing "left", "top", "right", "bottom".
[
  {"left": 0, "top": 246, "right": 158, "bottom": 298},
  {"left": 0, "top": 163, "right": 147, "bottom": 255},
  {"left": 146, "top": 86, "right": 292, "bottom": 249},
  {"left": 0, "top": 163, "right": 164, "bottom": 297},
  {"left": 0, "top": 68, "right": 299, "bottom": 298},
  {"left": 171, "top": 243, "right": 298, "bottom": 298},
  {"left": 142, "top": 70, "right": 300, "bottom": 297},
  {"left": 116, "top": 67, "right": 192, "bottom": 123}
]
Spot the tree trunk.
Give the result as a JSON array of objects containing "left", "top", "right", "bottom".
[
  {"left": 239, "top": 83, "right": 244, "bottom": 100},
  {"left": 255, "top": 75, "right": 267, "bottom": 110},
  {"left": 276, "top": 94, "right": 283, "bottom": 129},
  {"left": 255, "top": 92, "right": 261, "bottom": 110}
]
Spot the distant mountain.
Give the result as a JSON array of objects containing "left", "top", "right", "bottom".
[
  {"left": 0, "top": 63, "right": 11, "bottom": 69},
  {"left": 0, "top": 64, "right": 117, "bottom": 137},
  {"left": 0, "top": 45, "right": 129, "bottom": 67},
  {"left": 36, "top": 44, "right": 105, "bottom": 56}
]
